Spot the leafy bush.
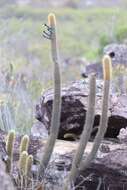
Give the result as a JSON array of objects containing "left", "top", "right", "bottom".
[
  {"left": 116, "top": 26, "right": 127, "bottom": 42},
  {"left": 98, "top": 34, "right": 111, "bottom": 56}
]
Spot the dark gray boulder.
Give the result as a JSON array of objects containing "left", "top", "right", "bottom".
[
  {"left": 35, "top": 79, "right": 127, "bottom": 140},
  {"left": 81, "top": 62, "right": 102, "bottom": 78},
  {"left": 103, "top": 43, "right": 127, "bottom": 66}
]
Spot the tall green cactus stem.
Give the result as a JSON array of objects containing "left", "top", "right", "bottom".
[
  {"left": 6, "top": 130, "right": 15, "bottom": 173},
  {"left": 20, "top": 135, "right": 29, "bottom": 155},
  {"left": 19, "top": 151, "right": 28, "bottom": 175},
  {"left": 39, "top": 13, "right": 61, "bottom": 179},
  {"left": 25, "top": 155, "right": 33, "bottom": 177},
  {"left": 79, "top": 55, "right": 112, "bottom": 171},
  {"left": 64, "top": 74, "right": 96, "bottom": 189}
]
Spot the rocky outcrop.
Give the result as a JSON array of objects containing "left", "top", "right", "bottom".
[
  {"left": 103, "top": 43, "right": 127, "bottom": 66},
  {"left": 81, "top": 62, "right": 102, "bottom": 78},
  {"left": 35, "top": 79, "right": 127, "bottom": 140},
  {"left": 0, "top": 129, "right": 127, "bottom": 189},
  {"left": 36, "top": 138, "right": 127, "bottom": 189},
  {"left": 81, "top": 44, "right": 127, "bottom": 80}
]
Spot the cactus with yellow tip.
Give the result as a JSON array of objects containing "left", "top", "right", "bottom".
[
  {"left": 102, "top": 55, "right": 112, "bottom": 81},
  {"left": 64, "top": 55, "right": 112, "bottom": 189},
  {"left": 5, "top": 130, "right": 15, "bottom": 173},
  {"left": 48, "top": 13, "right": 56, "bottom": 27},
  {"left": 19, "top": 151, "right": 28, "bottom": 175},
  {"left": 25, "top": 155, "right": 33, "bottom": 177},
  {"left": 80, "top": 55, "right": 112, "bottom": 170},
  {"left": 48, "top": 13, "right": 59, "bottom": 64},
  {"left": 39, "top": 13, "right": 61, "bottom": 179},
  {"left": 20, "top": 135, "right": 29, "bottom": 155}
]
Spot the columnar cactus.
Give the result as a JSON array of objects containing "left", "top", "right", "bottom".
[
  {"left": 5, "top": 130, "right": 15, "bottom": 173},
  {"left": 64, "top": 55, "right": 112, "bottom": 189},
  {"left": 80, "top": 55, "right": 112, "bottom": 170},
  {"left": 64, "top": 73, "right": 96, "bottom": 189},
  {"left": 39, "top": 13, "right": 61, "bottom": 179},
  {"left": 19, "top": 135, "right": 29, "bottom": 155}
]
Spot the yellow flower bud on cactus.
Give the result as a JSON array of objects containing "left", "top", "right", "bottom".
[
  {"left": 25, "top": 154, "right": 33, "bottom": 176},
  {"left": 19, "top": 151, "right": 28, "bottom": 175},
  {"left": 48, "top": 13, "right": 56, "bottom": 27},
  {"left": 20, "top": 135, "right": 29, "bottom": 155},
  {"left": 102, "top": 55, "right": 112, "bottom": 81}
]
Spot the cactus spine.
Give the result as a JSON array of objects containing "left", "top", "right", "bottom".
[
  {"left": 25, "top": 155, "right": 33, "bottom": 177},
  {"left": 79, "top": 55, "right": 112, "bottom": 170},
  {"left": 6, "top": 130, "right": 15, "bottom": 173},
  {"left": 20, "top": 135, "right": 29, "bottom": 155},
  {"left": 19, "top": 151, "right": 28, "bottom": 175},
  {"left": 64, "top": 74, "right": 96, "bottom": 189},
  {"left": 39, "top": 13, "right": 61, "bottom": 179}
]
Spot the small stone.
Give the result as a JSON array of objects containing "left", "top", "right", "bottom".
[{"left": 99, "top": 144, "right": 110, "bottom": 153}]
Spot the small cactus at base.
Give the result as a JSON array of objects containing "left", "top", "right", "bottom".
[
  {"left": 6, "top": 130, "right": 15, "bottom": 158},
  {"left": 25, "top": 155, "right": 33, "bottom": 177},
  {"left": 5, "top": 130, "right": 15, "bottom": 173},
  {"left": 19, "top": 151, "right": 28, "bottom": 175},
  {"left": 19, "top": 135, "right": 29, "bottom": 155}
]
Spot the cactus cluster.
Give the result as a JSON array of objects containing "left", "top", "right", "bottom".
[
  {"left": 18, "top": 135, "right": 34, "bottom": 180},
  {"left": 5, "top": 133, "right": 33, "bottom": 180},
  {"left": 2, "top": 13, "right": 112, "bottom": 190},
  {"left": 38, "top": 13, "right": 112, "bottom": 190},
  {"left": 5, "top": 132, "right": 33, "bottom": 189},
  {"left": 63, "top": 55, "right": 112, "bottom": 189}
]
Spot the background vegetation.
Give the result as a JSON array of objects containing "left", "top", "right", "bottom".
[{"left": 0, "top": 0, "right": 127, "bottom": 134}]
